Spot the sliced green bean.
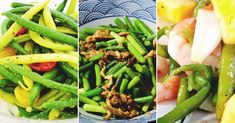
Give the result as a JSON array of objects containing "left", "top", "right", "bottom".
[
  {"left": 95, "top": 64, "right": 102, "bottom": 87},
  {"left": 79, "top": 95, "right": 99, "bottom": 105},
  {"left": 42, "top": 98, "right": 77, "bottom": 109},
  {"left": 56, "top": 0, "right": 67, "bottom": 12},
  {"left": 59, "top": 62, "right": 77, "bottom": 80},
  {"left": 83, "top": 104, "right": 107, "bottom": 114},
  {"left": 134, "top": 95, "right": 153, "bottom": 103},
  {"left": 119, "top": 79, "right": 128, "bottom": 93},
  {"left": 81, "top": 88, "right": 103, "bottom": 98},
  {"left": 127, "top": 76, "right": 140, "bottom": 89},
  {"left": 127, "top": 43, "right": 146, "bottom": 63},
  {"left": 89, "top": 53, "right": 104, "bottom": 62}
]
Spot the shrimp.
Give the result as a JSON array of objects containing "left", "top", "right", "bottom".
[
  {"left": 157, "top": 75, "right": 181, "bottom": 103},
  {"left": 167, "top": 17, "right": 221, "bottom": 68},
  {"left": 157, "top": 56, "right": 169, "bottom": 82}
]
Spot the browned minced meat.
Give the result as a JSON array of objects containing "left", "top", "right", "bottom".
[
  {"left": 93, "top": 30, "right": 112, "bottom": 39},
  {"left": 102, "top": 51, "right": 135, "bottom": 66},
  {"left": 101, "top": 88, "right": 140, "bottom": 120},
  {"left": 80, "top": 49, "right": 105, "bottom": 59}
]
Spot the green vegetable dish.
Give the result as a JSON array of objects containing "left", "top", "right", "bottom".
[
  {"left": 79, "top": 17, "right": 156, "bottom": 120},
  {"left": 0, "top": 0, "right": 78, "bottom": 120}
]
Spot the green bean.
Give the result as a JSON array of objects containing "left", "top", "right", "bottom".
[
  {"left": 106, "top": 60, "right": 118, "bottom": 69},
  {"left": 42, "top": 98, "right": 77, "bottom": 109},
  {"left": 194, "top": 0, "right": 211, "bottom": 16},
  {"left": 11, "top": 2, "right": 32, "bottom": 8},
  {"left": 8, "top": 6, "right": 31, "bottom": 13},
  {"left": 133, "top": 87, "right": 140, "bottom": 98},
  {"left": 147, "top": 57, "right": 156, "bottom": 87},
  {"left": 98, "top": 26, "right": 126, "bottom": 32},
  {"left": 59, "top": 62, "right": 77, "bottom": 80},
  {"left": 96, "top": 39, "right": 117, "bottom": 48},
  {"left": 56, "top": 0, "right": 67, "bottom": 12},
  {"left": 169, "top": 57, "right": 180, "bottom": 72},
  {"left": 127, "top": 35, "right": 146, "bottom": 55},
  {"left": 104, "top": 46, "right": 125, "bottom": 51},
  {"left": 142, "top": 101, "right": 152, "bottom": 112},
  {"left": 119, "top": 79, "right": 128, "bottom": 93},
  {"left": 92, "top": 95, "right": 101, "bottom": 101},
  {"left": 0, "top": 79, "right": 9, "bottom": 88},
  {"left": 125, "top": 67, "right": 136, "bottom": 78},
  {"left": 94, "top": 64, "right": 102, "bottom": 87},
  {"left": 79, "top": 95, "right": 99, "bottom": 105},
  {"left": 82, "top": 76, "right": 90, "bottom": 91},
  {"left": 79, "top": 62, "right": 93, "bottom": 72},
  {"left": 81, "top": 88, "right": 103, "bottom": 98},
  {"left": 134, "top": 18, "right": 154, "bottom": 39},
  {"left": 114, "top": 18, "right": 125, "bottom": 29},
  {"left": 10, "top": 40, "right": 29, "bottom": 55},
  {"left": 157, "top": 45, "right": 169, "bottom": 58},
  {"left": 30, "top": 109, "right": 50, "bottom": 119},
  {"left": 188, "top": 72, "right": 196, "bottom": 91},
  {"left": 177, "top": 77, "right": 189, "bottom": 105},
  {"left": 99, "top": 101, "right": 106, "bottom": 107},
  {"left": 1, "top": 18, "right": 13, "bottom": 35},
  {"left": 82, "top": 28, "right": 98, "bottom": 35},
  {"left": 34, "top": 90, "right": 58, "bottom": 107},
  {"left": 157, "top": 26, "right": 170, "bottom": 39},
  {"left": 123, "top": 16, "right": 134, "bottom": 31},
  {"left": 115, "top": 73, "right": 124, "bottom": 87},
  {"left": 127, "top": 43, "right": 146, "bottom": 63},
  {"left": 129, "top": 31, "right": 147, "bottom": 52},
  {"left": 113, "top": 66, "right": 127, "bottom": 78},
  {"left": 134, "top": 95, "right": 153, "bottom": 103},
  {"left": 83, "top": 104, "right": 107, "bottom": 114},
  {"left": 109, "top": 31, "right": 125, "bottom": 44},
  {"left": 106, "top": 62, "right": 126, "bottom": 75},
  {"left": 127, "top": 76, "right": 140, "bottom": 89},
  {"left": 133, "top": 20, "right": 142, "bottom": 33},
  {"left": 158, "top": 77, "right": 211, "bottom": 123},
  {"left": 4, "top": 12, "right": 78, "bottom": 47},
  {"left": 79, "top": 32, "right": 88, "bottom": 41},
  {"left": 13, "top": 34, "right": 31, "bottom": 43},
  {"left": 134, "top": 64, "right": 145, "bottom": 73},
  {"left": 0, "top": 64, "right": 23, "bottom": 85},
  {"left": 7, "top": 63, "right": 77, "bottom": 95},
  {"left": 89, "top": 53, "right": 104, "bottom": 62}
]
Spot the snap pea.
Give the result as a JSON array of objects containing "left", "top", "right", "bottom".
[
  {"left": 7, "top": 63, "right": 77, "bottom": 95},
  {"left": 56, "top": 0, "right": 67, "bottom": 12},
  {"left": 59, "top": 62, "right": 77, "bottom": 80},
  {"left": 4, "top": 12, "right": 78, "bottom": 47},
  {"left": 95, "top": 64, "right": 102, "bottom": 87},
  {"left": 81, "top": 88, "right": 103, "bottom": 98},
  {"left": 127, "top": 43, "right": 146, "bottom": 63},
  {"left": 216, "top": 45, "right": 235, "bottom": 119},
  {"left": 42, "top": 98, "right": 77, "bottom": 109},
  {"left": 79, "top": 95, "right": 99, "bottom": 106}
]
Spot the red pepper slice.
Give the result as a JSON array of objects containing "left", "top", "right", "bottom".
[
  {"left": 30, "top": 62, "right": 57, "bottom": 72},
  {"left": 16, "top": 28, "right": 28, "bottom": 36}
]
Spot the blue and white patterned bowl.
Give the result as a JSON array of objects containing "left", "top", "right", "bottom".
[{"left": 79, "top": 0, "right": 156, "bottom": 123}]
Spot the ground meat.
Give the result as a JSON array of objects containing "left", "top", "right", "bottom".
[
  {"left": 85, "top": 36, "right": 96, "bottom": 43},
  {"left": 80, "top": 49, "right": 105, "bottom": 59},
  {"left": 103, "top": 51, "right": 130, "bottom": 61},
  {"left": 93, "top": 30, "right": 112, "bottom": 39},
  {"left": 101, "top": 87, "right": 140, "bottom": 120}
]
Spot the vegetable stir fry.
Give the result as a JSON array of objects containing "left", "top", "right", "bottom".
[
  {"left": 157, "top": 0, "right": 235, "bottom": 123},
  {"left": 0, "top": 0, "right": 78, "bottom": 120},
  {"left": 79, "top": 17, "right": 156, "bottom": 120}
]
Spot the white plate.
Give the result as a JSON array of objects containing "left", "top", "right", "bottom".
[{"left": 0, "top": 0, "right": 77, "bottom": 123}]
